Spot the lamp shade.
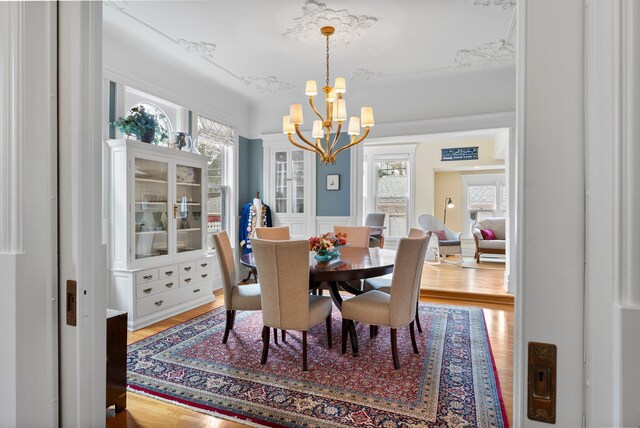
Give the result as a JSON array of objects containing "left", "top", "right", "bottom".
[
  {"left": 290, "top": 104, "right": 303, "bottom": 125},
  {"left": 305, "top": 80, "right": 317, "bottom": 96},
  {"left": 327, "top": 89, "right": 337, "bottom": 102},
  {"left": 312, "top": 120, "right": 324, "bottom": 139},
  {"left": 446, "top": 198, "right": 455, "bottom": 208},
  {"left": 282, "top": 115, "right": 294, "bottom": 134},
  {"left": 335, "top": 99, "right": 347, "bottom": 122},
  {"left": 334, "top": 77, "right": 346, "bottom": 94},
  {"left": 348, "top": 117, "right": 360, "bottom": 135},
  {"left": 361, "top": 107, "right": 374, "bottom": 127}
]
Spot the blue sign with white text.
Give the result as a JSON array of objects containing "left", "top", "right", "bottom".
[{"left": 441, "top": 147, "right": 479, "bottom": 161}]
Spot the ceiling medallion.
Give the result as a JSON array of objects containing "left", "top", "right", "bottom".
[
  {"left": 282, "top": 26, "right": 374, "bottom": 165},
  {"left": 240, "top": 76, "right": 294, "bottom": 95},
  {"left": 283, "top": 0, "right": 377, "bottom": 48},
  {"left": 452, "top": 40, "right": 515, "bottom": 68},
  {"left": 349, "top": 68, "right": 382, "bottom": 81},
  {"left": 471, "top": 0, "right": 517, "bottom": 11}
]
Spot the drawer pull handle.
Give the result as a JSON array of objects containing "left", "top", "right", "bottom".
[
  {"left": 165, "top": 270, "right": 174, "bottom": 276},
  {"left": 193, "top": 289, "right": 201, "bottom": 293},
  {"left": 143, "top": 274, "right": 153, "bottom": 280},
  {"left": 200, "top": 263, "right": 207, "bottom": 268},
  {"left": 143, "top": 288, "right": 152, "bottom": 294},
  {"left": 165, "top": 282, "right": 174, "bottom": 288},
  {"left": 184, "top": 278, "right": 191, "bottom": 283},
  {"left": 154, "top": 300, "right": 163, "bottom": 307},
  {"left": 184, "top": 266, "right": 192, "bottom": 272},
  {"left": 201, "top": 273, "right": 208, "bottom": 279}
]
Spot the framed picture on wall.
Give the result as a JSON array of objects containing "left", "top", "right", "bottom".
[{"left": 326, "top": 174, "right": 340, "bottom": 191}]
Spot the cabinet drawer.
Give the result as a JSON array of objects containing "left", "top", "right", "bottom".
[
  {"left": 135, "top": 268, "right": 159, "bottom": 284},
  {"left": 196, "top": 259, "right": 213, "bottom": 271},
  {"left": 180, "top": 274, "right": 200, "bottom": 288},
  {"left": 135, "top": 278, "right": 177, "bottom": 299},
  {"left": 195, "top": 269, "right": 214, "bottom": 282},
  {"left": 136, "top": 282, "right": 211, "bottom": 318},
  {"left": 159, "top": 264, "right": 179, "bottom": 280},
  {"left": 179, "top": 262, "right": 196, "bottom": 274}
]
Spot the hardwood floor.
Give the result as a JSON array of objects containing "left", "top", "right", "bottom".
[{"left": 108, "top": 281, "right": 514, "bottom": 427}]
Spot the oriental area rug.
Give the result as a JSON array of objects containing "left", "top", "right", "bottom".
[{"left": 127, "top": 304, "right": 508, "bottom": 427}]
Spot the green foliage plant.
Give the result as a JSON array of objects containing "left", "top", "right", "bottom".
[{"left": 112, "top": 105, "right": 168, "bottom": 144}]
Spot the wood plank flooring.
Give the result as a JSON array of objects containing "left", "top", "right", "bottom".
[{"left": 107, "top": 274, "right": 514, "bottom": 427}]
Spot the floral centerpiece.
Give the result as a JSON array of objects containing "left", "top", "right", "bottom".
[{"left": 308, "top": 232, "right": 347, "bottom": 260}]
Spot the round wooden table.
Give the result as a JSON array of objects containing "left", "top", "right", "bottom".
[{"left": 240, "top": 246, "right": 396, "bottom": 310}]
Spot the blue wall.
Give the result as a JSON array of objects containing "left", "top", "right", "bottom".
[
  {"left": 316, "top": 133, "right": 351, "bottom": 216},
  {"left": 238, "top": 136, "right": 263, "bottom": 211}
]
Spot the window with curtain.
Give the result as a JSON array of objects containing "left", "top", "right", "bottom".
[{"left": 195, "top": 115, "right": 234, "bottom": 250}]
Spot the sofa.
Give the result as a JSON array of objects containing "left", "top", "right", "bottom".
[{"left": 472, "top": 217, "right": 506, "bottom": 263}]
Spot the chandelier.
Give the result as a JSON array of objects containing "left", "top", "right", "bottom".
[{"left": 282, "top": 26, "right": 374, "bottom": 164}]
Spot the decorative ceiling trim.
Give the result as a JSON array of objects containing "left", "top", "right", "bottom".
[
  {"left": 349, "top": 68, "right": 383, "bottom": 81},
  {"left": 240, "top": 76, "right": 294, "bottom": 94},
  {"left": 283, "top": 0, "right": 377, "bottom": 48},
  {"left": 176, "top": 40, "right": 217, "bottom": 62},
  {"left": 104, "top": 2, "right": 294, "bottom": 94},
  {"left": 471, "top": 0, "right": 516, "bottom": 12},
  {"left": 452, "top": 40, "right": 515, "bottom": 68}
]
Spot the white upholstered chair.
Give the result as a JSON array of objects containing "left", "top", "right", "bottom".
[
  {"left": 251, "top": 238, "right": 333, "bottom": 371},
  {"left": 255, "top": 226, "right": 290, "bottom": 240},
  {"left": 362, "top": 228, "right": 432, "bottom": 333},
  {"left": 333, "top": 225, "right": 371, "bottom": 248},
  {"left": 417, "top": 214, "right": 462, "bottom": 262},
  {"left": 212, "top": 230, "right": 262, "bottom": 344},
  {"left": 365, "top": 212, "right": 386, "bottom": 248},
  {"left": 341, "top": 235, "right": 429, "bottom": 369}
]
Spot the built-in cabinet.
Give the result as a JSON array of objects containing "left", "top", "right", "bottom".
[
  {"left": 262, "top": 141, "right": 316, "bottom": 239},
  {"left": 106, "top": 139, "right": 219, "bottom": 330}
]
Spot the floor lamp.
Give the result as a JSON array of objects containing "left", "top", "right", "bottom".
[{"left": 443, "top": 197, "right": 454, "bottom": 224}]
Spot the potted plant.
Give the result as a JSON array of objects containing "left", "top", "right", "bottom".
[{"left": 112, "top": 105, "right": 168, "bottom": 144}]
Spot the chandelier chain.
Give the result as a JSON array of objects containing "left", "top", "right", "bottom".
[{"left": 326, "top": 35, "right": 330, "bottom": 88}]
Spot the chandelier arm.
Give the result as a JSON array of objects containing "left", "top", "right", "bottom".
[
  {"left": 288, "top": 134, "right": 322, "bottom": 154},
  {"left": 329, "top": 122, "right": 343, "bottom": 152},
  {"left": 294, "top": 124, "right": 326, "bottom": 155},
  {"left": 309, "top": 97, "right": 325, "bottom": 123},
  {"left": 333, "top": 127, "right": 371, "bottom": 157}
]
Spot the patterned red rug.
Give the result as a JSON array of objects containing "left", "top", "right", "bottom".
[{"left": 127, "top": 304, "right": 508, "bottom": 427}]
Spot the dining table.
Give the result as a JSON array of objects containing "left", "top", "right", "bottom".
[{"left": 240, "top": 246, "right": 396, "bottom": 310}]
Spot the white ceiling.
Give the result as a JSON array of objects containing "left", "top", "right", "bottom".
[{"left": 103, "top": 0, "right": 517, "bottom": 134}]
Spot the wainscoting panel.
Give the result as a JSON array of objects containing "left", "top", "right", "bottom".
[{"left": 315, "top": 216, "right": 353, "bottom": 235}]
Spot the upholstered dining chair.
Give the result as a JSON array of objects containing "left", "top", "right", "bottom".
[
  {"left": 341, "top": 234, "right": 429, "bottom": 369},
  {"left": 365, "top": 212, "right": 386, "bottom": 248},
  {"left": 251, "top": 238, "right": 333, "bottom": 371},
  {"left": 417, "top": 214, "right": 462, "bottom": 263},
  {"left": 362, "top": 228, "right": 432, "bottom": 333},
  {"left": 333, "top": 225, "right": 371, "bottom": 248},
  {"left": 255, "top": 226, "right": 290, "bottom": 240},
  {"left": 213, "top": 230, "right": 263, "bottom": 344}
]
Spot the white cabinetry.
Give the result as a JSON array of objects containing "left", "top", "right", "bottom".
[
  {"left": 106, "top": 139, "right": 219, "bottom": 330},
  {"left": 262, "top": 141, "right": 315, "bottom": 239}
]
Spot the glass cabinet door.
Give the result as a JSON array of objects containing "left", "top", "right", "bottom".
[
  {"left": 275, "top": 151, "right": 288, "bottom": 213},
  {"left": 291, "top": 150, "right": 304, "bottom": 213},
  {"left": 175, "top": 164, "right": 203, "bottom": 253},
  {"left": 134, "top": 158, "right": 169, "bottom": 259}
]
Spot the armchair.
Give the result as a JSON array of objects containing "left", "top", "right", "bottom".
[
  {"left": 472, "top": 217, "right": 506, "bottom": 263},
  {"left": 417, "top": 214, "right": 462, "bottom": 261}
]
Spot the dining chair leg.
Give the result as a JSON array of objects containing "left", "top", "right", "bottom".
[
  {"left": 260, "top": 326, "right": 270, "bottom": 364},
  {"left": 341, "top": 319, "right": 349, "bottom": 354},
  {"left": 273, "top": 328, "right": 278, "bottom": 345},
  {"left": 302, "top": 331, "right": 308, "bottom": 371},
  {"left": 415, "top": 301, "right": 423, "bottom": 333},
  {"left": 348, "top": 320, "right": 359, "bottom": 357},
  {"left": 409, "top": 321, "right": 419, "bottom": 354},
  {"left": 390, "top": 328, "right": 400, "bottom": 369},
  {"left": 282, "top": 329, "right": 286, "bottom": 343},
  {"left": 370, "top": 325, "right": 378, "bottom": 338},
  {"left": 325, "top": 315, "right": 332, "bottom": 349},
  {"left": 222, "top": 310, "right": 233, "bottom": 344},
  {"left": 230, "top": 310, "right": 237, "bottom": 329}
]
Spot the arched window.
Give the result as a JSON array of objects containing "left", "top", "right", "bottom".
[{"left": 130, "top": 102, "right": 172, "bottom": 146}]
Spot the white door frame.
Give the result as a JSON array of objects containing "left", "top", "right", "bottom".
[{"left": 58, "top": 2, "right": 106, "bottom": 426}]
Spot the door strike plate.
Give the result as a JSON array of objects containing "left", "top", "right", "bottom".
[{"left": 66, "top": 280, "right": 77, "bottom": 326}]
